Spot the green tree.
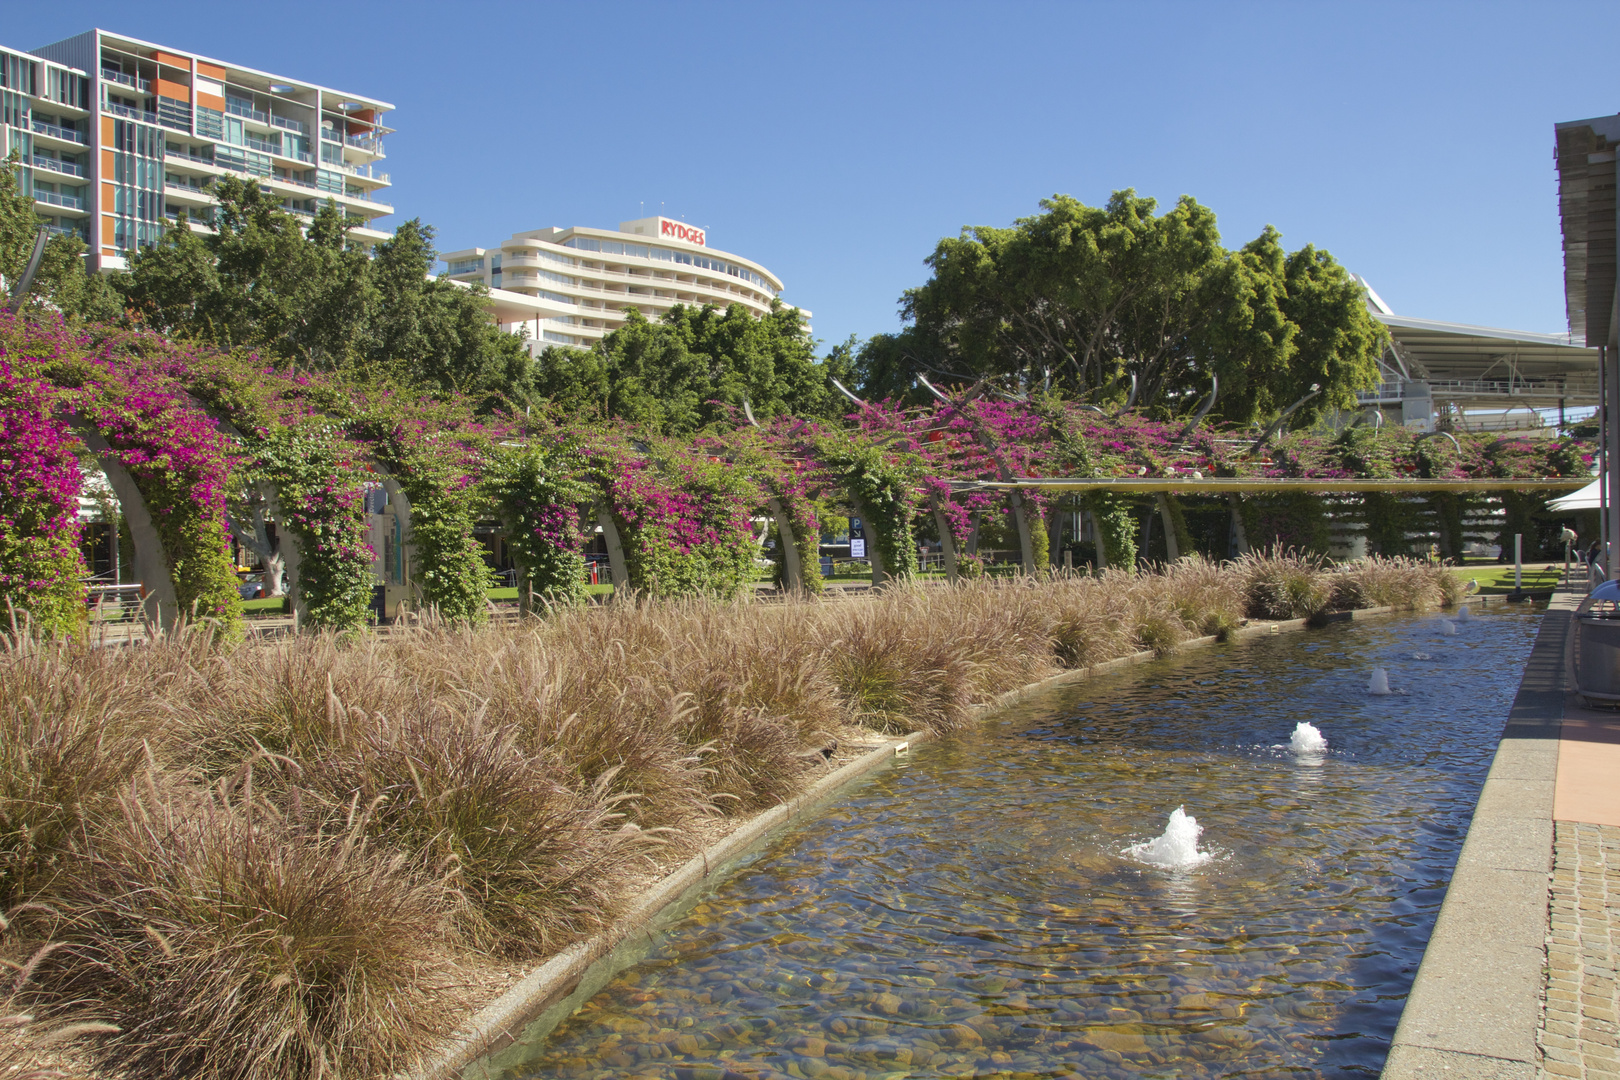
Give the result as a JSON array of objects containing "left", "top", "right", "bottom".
[
  {"left": 533, "top": 300, "right": 848, "bottom": 435},
  {"left": 0, "top": 155, "right": 121, "bottom": 320},
  {"left": 121, "top": 178, "right": 529, "bottom": 411},
  {"left": 889, "top": 191, "right": 1387, "bottom": 425}
]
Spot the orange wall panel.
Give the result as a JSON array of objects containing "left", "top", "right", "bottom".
[
  {"left": 154, "top": 78, "right": 190, "bottom": 101},
  {"left": 196, "top": 61, "right": 226, "bottom": 81},
  {"left": 101, "top": 150, "right": 115, "bottom": 177},
  {"left": 101, "top": 116, "right": 114, "bottom": 141},
  {"left": 152, "top": 51, "right": 189, "bottom": 68},
  {"left": 197, "top": 92, "right": 225, "bottom": 112},
  {"left": 102, "top": 188, "right": 116, "bottom": 212}
]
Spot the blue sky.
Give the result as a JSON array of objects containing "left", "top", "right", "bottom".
[{"left": 14, "top": 2, "right": 1620, "bottom": 353}]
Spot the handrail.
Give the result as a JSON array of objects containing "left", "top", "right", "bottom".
[
  {"left": 101, "top": 102, "right": 155, "bottom": 122},
  {"left": 32, "top": 120, "right": 86, "bottom": 143},
  {"left": 34, "top": 189, "right": 84, "bottom": 210},
  {"left": 101, "top": 68, "right": 150, "bottom": 91},
  {"left": 226, "top": 99, "right": 267, "bottom": 123},
  {"left": 32, "top": 155, "right": 85, "bottom": 178},
  {"left": 270, "top": 114, "right": 307, "bottom": 134}
]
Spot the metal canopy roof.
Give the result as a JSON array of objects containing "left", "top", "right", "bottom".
[
  {"left": 1556, "top": 113, "right": 1620, "bottom": 350},
  {"left": 1370, "top": 311, "right": 1599, "bottom": 405}
]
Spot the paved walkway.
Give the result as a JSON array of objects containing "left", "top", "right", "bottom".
[{"left": 1539, "top": 671, "right": 1620, "bottom": 1080}]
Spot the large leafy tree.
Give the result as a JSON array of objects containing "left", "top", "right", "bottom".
[
  {"left": 868, "top": 190, "right": 1386, "bottom": 425},
  {"left": 0, "top": 156, "right": 122, "bottom": 320},
  {"left": 121, "top": 176, "right": 532, "bottom": 411},
  {"left": 533, "top": 301, "right": 852, "bottom": 435}
]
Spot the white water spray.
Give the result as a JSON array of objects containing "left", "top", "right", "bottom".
[
  {"left": 1438, "top": 619, "right": 1458, "bottom": 636},
  {"left": 1128, "top": 806, "right": 1212, "bottom": 869},
  {"left": 1368, "top": 667, "right": 1392, "bottom": 695},
  {"left": 1456, "top": 605, "right": 1474, "bottom": 622},
  {"left": 1290, "top": 721, "right": 1328, "bottom": 753}
]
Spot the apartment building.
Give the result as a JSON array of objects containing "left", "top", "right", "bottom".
[
  {"left": 2, "top": 45, "right": 94, "bottom": 245},
  {"left": 441, "top": 217, "right": 810, "bottom": 349},
  {"left": 7, "top": 29, "right": 394, "bottom": 269}
]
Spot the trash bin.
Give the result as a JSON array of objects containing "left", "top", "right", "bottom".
[{"left": 1571, "top": 580, "right": 1620, "bottom": 704}]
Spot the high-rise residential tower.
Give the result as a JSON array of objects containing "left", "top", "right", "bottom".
[{"left": 9, "top": 29, "right": 394, "bottom": 270}]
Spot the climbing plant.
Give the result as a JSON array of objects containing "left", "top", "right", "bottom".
[
  {"left": 483, "top": 438, "right": 592, "bottom": 610},
  {"left": 0, "top": 345, "right": 85, "bottom": 634},
  {"left": 593, "top": 436, "right": 761, "bottom": 599},
  {"left": 351, "top": 402, "right": 493, "bottom": 622},
  {"left": 816, "top": 439, "right": 920, "bottom": 581}
]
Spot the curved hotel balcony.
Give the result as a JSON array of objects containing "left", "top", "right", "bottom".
[{"left": 440, "top": 217, "right": 809, "bottom": 350}]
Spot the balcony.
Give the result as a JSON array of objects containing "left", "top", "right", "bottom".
[
  {"left": 35, "top": 190, "right": 85, "bottom": 211},
  {"left": 103, "top": 102, "right": 157, "bottom": 123},
  {"left": 32, "top": 156, "right": 85, "bottom": 179},
  {"left": 46, "top": 223, "right": 86, "bottom": 240},
  {"left": 270, "top": 114, "right": 307, "bottom": 135},
  {"left": 33, "top": 120, "right": 86, "bottom": 144},
  {"left": 226, "top": 100, "right": 268, "bottom": 124},
  {"left": 102, "top": 68, "right": 150, "bottom": 92},
  {"left": 243, "top": 134, "right": 280, "bottom": 155}
]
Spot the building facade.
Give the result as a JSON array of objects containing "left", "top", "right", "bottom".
[
  {"left": 6, "top": 29, "right": 393, "bottom": 270},
  {"left": 441, "top": 217, "right": 809, "bottom": 349}
]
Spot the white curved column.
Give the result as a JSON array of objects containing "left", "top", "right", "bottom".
[{"left": 74, "top": 426, "right": 179, "bottom": 628}]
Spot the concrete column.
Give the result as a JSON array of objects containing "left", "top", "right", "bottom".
[
  {"left": 1008, "top": 490, "right": 1037, "bottom": 575},
  {"left": 766, "top": 497, "right": 803, "bottom": 591},
  {"left": 1155, "top": 494, "right": 1180, "bottom": 562},
  {"left": 75, "top": 427, "right": 178, "bottom": 628},
  {"left": 852, "top": 499, "right": 889, "bottom": 587},
  {"left": 1229, "top": 494, "right": 1251, "bottom": 556},
  {"left": 596, "top": 506, "right": 630, "bottom": 596},
  {"left": 928, "top": 495, "right": 960, "bottom": 584},
  {"left": 377, "top": 473, "right": 418, "bottom": 616}
]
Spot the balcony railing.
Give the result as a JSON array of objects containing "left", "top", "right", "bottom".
[
  {"left": 34, "top": 190, "right": 85, "bottom": 210},
  {"left": 226, "top": 100, "right": 267, "bottom": 123},
  {"left": 32, "top": 120, "right": 86, "bottom": 143},
  {"left": 270, "top": 114, "right": 307, "bottom": 135},
  {"left": 103, "top": 102, "right": 157, "bottom": 123},
  {"left": 102, "top": 68, "right": 150, "bottom": 92},
  {"left": 243, "top": 134, "right": 280, "bottom": 154},
  {"left": 164, "top": 179, "right": 211, "bottom": 195},
  {"left": 46, "top": 223, "right": 86, "bottom": 239},
  {"left": 32, "top": 155, "right": 85, "bottom": 178},
  {"left": 168, "top": 152, "right": 218, "bottom": 168}
]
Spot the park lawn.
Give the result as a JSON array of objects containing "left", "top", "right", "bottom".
[{"left": 1451, "top": 561, "right": 1565, "bottom": 595}]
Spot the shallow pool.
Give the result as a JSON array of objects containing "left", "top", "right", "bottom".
[{"left": 480, "top": 605, "right": 1541, "bottom": 1079}]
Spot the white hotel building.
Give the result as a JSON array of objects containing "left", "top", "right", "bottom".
[{"left": 441, "top": 217, "right": 809, "bottom": 349}]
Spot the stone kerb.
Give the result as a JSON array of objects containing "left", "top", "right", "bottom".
[{"left": 1381, "top": 593, "right": 1574, "bottom": 1080}]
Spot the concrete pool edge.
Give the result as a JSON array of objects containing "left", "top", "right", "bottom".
[
  {"left": 414, "top": 603, "right": 1406, "bottom": 1080},
  {"left": 1381, "top": 592, "right": 1574, "bottom": 1080}
]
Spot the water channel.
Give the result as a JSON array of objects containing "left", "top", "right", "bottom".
[{"left": 474, "top": 605, "right": 1542, "bottom": 1080}]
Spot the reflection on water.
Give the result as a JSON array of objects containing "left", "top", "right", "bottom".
[{"left": 483, "top": 608, "right": 1540, "bottom": 1079}]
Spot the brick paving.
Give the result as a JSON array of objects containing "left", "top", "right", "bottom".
[{"left": 1540, "top": 821, "right": 1620, "bottom": 1079}]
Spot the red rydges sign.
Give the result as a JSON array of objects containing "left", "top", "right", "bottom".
[{"left": 660, "top": 219, "right": 706, "bottom": 246}]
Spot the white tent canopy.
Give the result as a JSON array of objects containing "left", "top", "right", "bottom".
[{"left": 1550, "top": 477, "right": 1604, "bottom": 511}]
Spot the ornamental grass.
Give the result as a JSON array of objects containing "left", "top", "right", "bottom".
[{"left": 0, "top": 556, "right": 1455, "bottom": 1080}]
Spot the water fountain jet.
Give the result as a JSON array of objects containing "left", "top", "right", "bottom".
[
  {"left": 1128, "top": 806, "right": 1212, "bottom": 869},
  {"left": 1368, "top": 668, "right": 1392, "bottom": 695},
  {"left": 1439, "top": 619, "right": 1458, "bottom": 636},
  {"left": 1291, "top": 721, "right": 1328, "bottom": 753}
]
